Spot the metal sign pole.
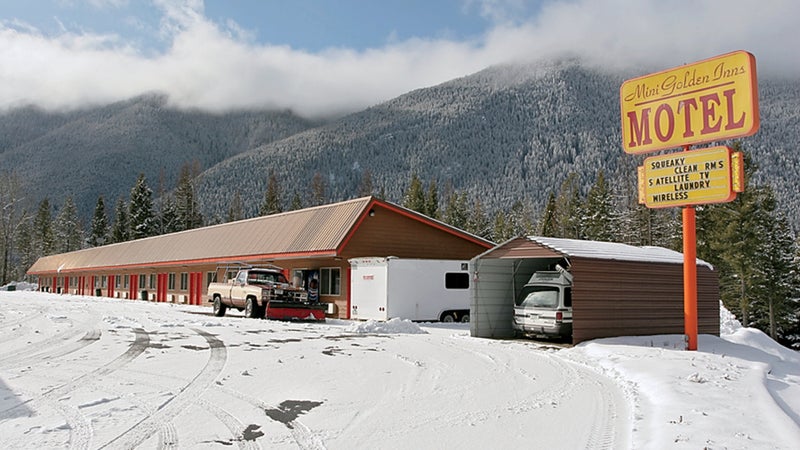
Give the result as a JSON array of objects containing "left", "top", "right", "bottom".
[{"left": 682, "top": 146, "right": 699, "bottom": 351}]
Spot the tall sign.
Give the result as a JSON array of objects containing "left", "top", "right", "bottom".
[
  {"left": 621, "top": 50, "right": 759, "bottom": 154},
  {"left": 620, "top": 51, "right": 759, "bottom": 351}
]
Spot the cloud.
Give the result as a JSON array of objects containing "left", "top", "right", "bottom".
[{"left": 0, "top": 0, "right": 798, "bottom": 118}]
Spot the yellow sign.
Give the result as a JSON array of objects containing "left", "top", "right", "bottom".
[
  {"left": 621, "top": 51, "right": 759, "bottom": 154},
  {"left": 638, "top": 146, "right": 742, "bottom": 208}
]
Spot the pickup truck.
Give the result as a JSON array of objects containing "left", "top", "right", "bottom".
[{"left": 207, "top": 267, "right": 326, "bottom": 321}]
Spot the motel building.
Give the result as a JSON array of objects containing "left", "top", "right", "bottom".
[{"left": 27, "top": 196, "right": 494, "bottom": 319}]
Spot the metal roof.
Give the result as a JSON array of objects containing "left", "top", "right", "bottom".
[
  {"left": 29, "top": 197, "right": 373, "bottom": 274},
  {"left": 476, "top": 236, "right": 712, "bottom": 268},
  {"left": 528, "top": 236, "right": 713, "bottom": 268}
]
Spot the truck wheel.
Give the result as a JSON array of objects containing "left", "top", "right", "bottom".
[
  {"left": 245, "top": 298, "right": 258, "bottom": 318},
  {"left": 213, "top": 296, "right": 227, "bottom": 317},
  {"left": 460, "top": 314, "right": 470, "bottom": 323},
  {"left": 440, "top": 312, "right": 456, "bottom": 323}
]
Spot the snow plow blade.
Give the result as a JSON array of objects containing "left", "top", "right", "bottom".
[{"left": 266, "top": 302, "right": 327, "bottom": 321}]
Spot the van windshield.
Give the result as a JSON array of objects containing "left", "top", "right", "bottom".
[{"left": 516, "top": 286, "right": 560, "bottom": 308}]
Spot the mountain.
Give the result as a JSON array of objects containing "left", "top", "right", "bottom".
[
  {"left": 0, "top": 95, "right": 320, "bottom": 217},
  {"left": 195, "top": 61, "right": 800, "bottom": 229},
  {"left": 2, "top": 61, "right": 799, "bottom": 229}
]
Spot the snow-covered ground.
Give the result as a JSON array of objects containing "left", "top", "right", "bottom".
[{"left": 0, "top": 290, "right": 797, "bottom": 449}]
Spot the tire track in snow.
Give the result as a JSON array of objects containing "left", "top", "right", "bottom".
[
  {"left": 0, "top": 328, "right": 151, "bottom": 450},
  {"left": 432, "top": 335, "right": 625, "bottom": 447},
  {"left": 0, "top": 317, "right": 102, "bottom": 370},
  {"left": 196, "top": 398, "right": 262, "bottom": 450},
  {"left": 215, "top": 385, "right": 325, "bottom": 450},
  {"left": 98, "top": 328, "right": 227, "bottom": 449}
]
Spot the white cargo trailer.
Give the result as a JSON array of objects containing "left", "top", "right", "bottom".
[{"left": 348, "top": 257, "right": 471, "bottom": 322}]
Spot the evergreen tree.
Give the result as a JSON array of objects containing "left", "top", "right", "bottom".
[
  {"left": 424, "top": 180, "right": 440, "bottom": 219},
  {"left": 88, "top": 196, "right": 109, "bottom": 247},
  {"left": 290, "top": 192, "right": 303, "bottom": 211},
  {"left": 128, "top": 173, "right": 156, "bottom": 240},
  {"left": 443, "top": 191, "right": 468, "bottom": 230},
  {"left": 158, "top": 196, "right": 180, "bottom": 234},
  {"left": 403, "top": 173, "right": 426, "bottom": 213},
  {"left": 492, "top": 210, "right": 515, "bottom": 242},
  {"left": 539, "top": 191, "right": 558, "bottom": 237},
  {"left": 111, "top": 197, "right": 129, "bottom": 243},
  {"left": 227, "top": 190, "right": 244, "bottom": 222},
  {"left": 554, "top": 173, "right": 584, "bottom": 239},
  {"left": 175, "top": 162, "right": 203, "bottom": 231},
  {"left": 311, "top": 172, "right": 327, "bottom": 206},
  {"left": 33, "top": 199, "right": 54, "bottom": 257},
  {"left": 583, "top": 170, "right": 617, "bottom": 242},
  {"left": 260, "top": 170, "right": 283, "bottom": 215},
  {"left": 358, "top": 170, "right": 374, "bottom": 197},
  {"left": 54, "top": 196, "right": 83, "bottom": 253},
  {"left": 467, "top": 199, "right": 492, "bottom": 240}
]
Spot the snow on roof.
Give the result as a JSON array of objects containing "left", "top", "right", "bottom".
[{"left": 528, "top": 236, "right": 713, "bottom": 269}]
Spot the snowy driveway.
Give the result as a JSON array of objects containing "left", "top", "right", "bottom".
[{"left": 0, "top": 292, "right": 630, "bottom": 449}]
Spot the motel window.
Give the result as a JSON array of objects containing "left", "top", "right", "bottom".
[
  {"left": 206, "top": 272, "right": 216, "bottom": 287},
  {"left": 445, "top": 273, "right": 470, "bottom": 290},
  {"left": 123, "top": 275, "right": 129, "bottom": 288},
  {"left": 139, "top": 275, "right": 146, "bottom": 289},
  {"left": 149, "top": 274, "right": 157, "bottom": 290},
  {"left": 101, "top": 275, "right": 108, "bottom": 288},
  {"left": 180, "top": 273, "right": 188, "bottom": 291},
  {"left": 115, "top": 276, "right": 121, "bottom": 289},
  {"left": 168, "top": 273, "right": 176, "bottom": 290},
  {"left": 320, "top": 268, "right": 340, "bottom": 296}
]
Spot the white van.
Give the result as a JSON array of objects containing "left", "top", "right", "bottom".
[{"left": 512, "top": 267, "right": 573, "bottom": 339}]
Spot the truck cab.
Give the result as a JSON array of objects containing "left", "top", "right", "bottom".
[{"left": 513, "top": 267, "right": 573, "bottom": 339}]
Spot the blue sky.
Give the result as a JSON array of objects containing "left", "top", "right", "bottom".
[{"left": 1, "top": 0, "right": 797, "bottom": 117}]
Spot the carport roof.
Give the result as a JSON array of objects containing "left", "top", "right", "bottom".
[{"left": 482, "top": 236, "right": 712, "bottom": 268}]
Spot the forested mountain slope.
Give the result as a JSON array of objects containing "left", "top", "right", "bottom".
[
  {"left": 196, "top": 61, "right": 800, "bottom": 228},
  {"left": 0, "top": 95, "right": 318, "bottom": 216}
]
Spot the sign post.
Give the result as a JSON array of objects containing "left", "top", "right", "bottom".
[{"left": 621, "top": 51, "right": 759, "bottom": 350}]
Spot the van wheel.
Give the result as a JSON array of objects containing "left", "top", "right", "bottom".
[
  {"left": 213, "top": 296, "right": 226, "bottom": 317},
  {"left": 245, "top": 298, "right": 258, "bottom": 318},
  {"left": 440, "top": 312, "right": 455, "bottom": 323}
]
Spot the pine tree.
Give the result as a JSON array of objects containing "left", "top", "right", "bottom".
[
  {"left": 289, "top": 192, "right": 303, "bottom": 211},
  {"left": 492, "top": 210, "right": 515, "bottom": 242},
  {"left": 227, "top": 190, "right": 244, "bottom": 222},
  {"left": 111, "top": 197, "right": 129, "bottom": 243},
  {"left": 403, "top": 173, "right": 426, "bottom": 213},
  {"left": 443, "top": 191, "right": 468, "bottom": 230},
  {"left": 260, "top": 170, "right": 283, "bottom": 215},
  {"left": 159, "top": 196, "right": 180, "bottom": 234},
  {"left": 54, "top": 196, "right": 83, "bottom": 253},
  {"left": 583, "top": 170, "right": 617, "bottom": 242},
  {"left": 175, "top": 162, "right": 203, "bottom": 231},
  {"left": 128, "top": 174, "right": 156, "bottom": 240},
  {"left": 311, "top": 172, "right": 326, "bottom": 206},
  {"left": 358, "top": 170, "right": 374, "bottom": 197},
  {"left": 88, "top": 196, "right": 109, "bottom": 247},
  {"left": 33, "top": 199, "right": 54, "bottom": 257},
  {"left": 554, "top": 173, "right": 584, "bottom": 239},
  {"left": 467, "top": 199, "right": 492, "bottom": 240},
  {"left": 539, "top": 191, "right": 558, "bottom": 237}
]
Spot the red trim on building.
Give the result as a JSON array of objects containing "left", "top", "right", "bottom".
[
  {"left": 108, "top": 275, "right": 115, "bottom": 298},
  {"left": 27, "top": 250, "right": 338, "bottom": 277}
]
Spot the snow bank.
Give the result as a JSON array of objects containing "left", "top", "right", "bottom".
[
  {"left": 346, "top": 318, "right": 428, "bottom": 334},
  {"left": 719, "top": 302, "right": 743, "bottom": 335},
  {"left": 1, "top": 281, "right": 37, "bottom": 291}
]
